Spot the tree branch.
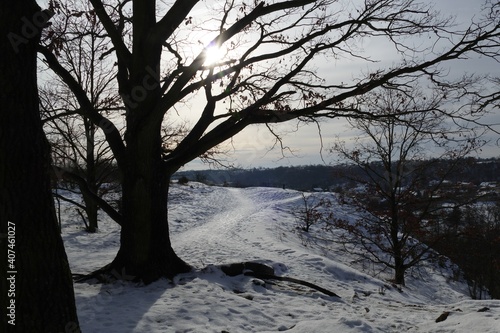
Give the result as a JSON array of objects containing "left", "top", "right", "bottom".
[
  {"left": 88, "top": 0, "right": 132, "bottom": 68},
  {"left": 153, "top": 0, "right": 200, "bottom": 45},
  {"left": 38, "top": 45, "right": 127, "bottom": 167},
  {"left": 52, "top": 166, "right": 122, "bottom": 226}
]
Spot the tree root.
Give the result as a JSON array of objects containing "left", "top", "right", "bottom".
[
  {"left": 220, "top": 262, "right": 341, "bottom": 298},
  {"left": 72, "top": 262, "right": 144, "bottom": 284},
  {"left": 73, "top": 260, "right": 341, "bottom": 299},
  {"left": 72, "top": 263, "right": 125, "bottom": 284}
]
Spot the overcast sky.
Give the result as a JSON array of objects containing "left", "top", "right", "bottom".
[{"left": 184, "top": 0, "right": 499, "bottom": 171}]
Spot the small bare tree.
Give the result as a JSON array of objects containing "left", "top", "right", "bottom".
[
  {"left": 329, "top": 87, "right": 485, "bottom": 286},
  {"left": 294, "top": 192, "right": 332, "bottom": 233},
  {"left": 42, "top": 88, "right": 120, "bottom": 232},
  {"left": 40, "top": 0, "right": 122, "bottom": 232}
]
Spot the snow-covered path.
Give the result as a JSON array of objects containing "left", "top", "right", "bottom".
[
  {"left": 174, "top": 187, "right": 261, "bottom": 265},
  {"left": 173, "top": 186, "right": 337, "bottom": 279}
]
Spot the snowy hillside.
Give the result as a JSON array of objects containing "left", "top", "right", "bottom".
[{"left": 60, "top": 183, "right": 500, "bottom": 332}]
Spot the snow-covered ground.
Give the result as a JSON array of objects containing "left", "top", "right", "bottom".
[{"left": 60, "top": 183, "right": 500, "bottom": 332}]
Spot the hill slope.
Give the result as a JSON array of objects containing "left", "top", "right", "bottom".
[{"left": 61, "top": 183, "right": 500, "bottom": 332}]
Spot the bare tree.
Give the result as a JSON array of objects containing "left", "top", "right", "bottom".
[
  {"left": 39, "top": 0, "right": 122, "bottom": 233},
  {"left": 0, "top": 1, "right": 80, "bottom": 331},
  {"left": 294, "top": 192, "right": 332, "bottom": 233},
  {"left": 38, "top": 0, "right": 499, "bottom": 283},
  {"left": 329, "top": 87, "right": 485, "bottom": 285},
  {"left": 42, "top": 86, "right": 120, "bottom": 232}
]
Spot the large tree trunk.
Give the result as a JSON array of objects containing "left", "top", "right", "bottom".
[
  {"left": 79, "top": 1, "right": 192, "bottom": 283},
  {"left": 0, "top": 1, "right": 80, "bottom": 331},
  {"left": 107, "top": 124, "right": 190, "bottom": 283}
]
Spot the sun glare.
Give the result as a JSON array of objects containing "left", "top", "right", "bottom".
[{"left": 204, "top": 44, "right": 224, "bottom": 66}]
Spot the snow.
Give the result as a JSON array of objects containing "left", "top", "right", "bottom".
[{"left": 60, "top": 183, "right": 500, "bottom": 332}]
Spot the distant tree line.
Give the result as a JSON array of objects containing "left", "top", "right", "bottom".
[{"left": 176, "top": 157, "right": 500, "bottom": 191}]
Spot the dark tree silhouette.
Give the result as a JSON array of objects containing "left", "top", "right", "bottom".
[{"left": 0, "top": 0, "right": 80, "bottom": 331}]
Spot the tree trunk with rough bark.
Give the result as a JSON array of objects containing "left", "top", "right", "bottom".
[
  {"left": 0, "top": 1, "right": 80, "bottom": 331},
  {"left": 106, "top": 123, "right": 190, "bottom": 283},
  {"left": 97, "top": 2, "right": 193, "bottom": 282}
]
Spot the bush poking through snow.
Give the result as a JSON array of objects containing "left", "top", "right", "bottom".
[{"left": 293, "top": 193, "right": 333, "bottom": 232}]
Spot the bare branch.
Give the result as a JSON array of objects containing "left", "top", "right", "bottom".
[
  {"left": 88, "top": 0, "right": 132, "bottom": 67},
  {"left": 52, "top": 166, "right": 122, "bottom": 226},
  {"left": 38, "top": 45, "right": 126, "bottom": 167}
]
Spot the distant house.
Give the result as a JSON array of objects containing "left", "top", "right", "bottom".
[
  {"left": 479, "top": 181, "right": 497, "bottom": 189},
  {"left": 479, "top": 181, "right": 499, "bottom": 199}
]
